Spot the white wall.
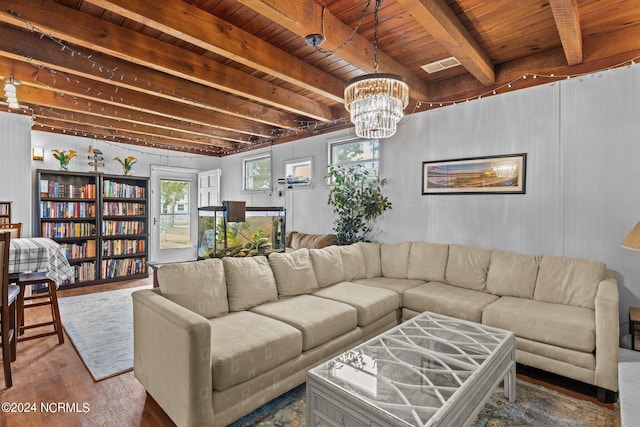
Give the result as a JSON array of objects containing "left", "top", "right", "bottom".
[
  {"left": 219, "top": 64, "right": 640, "bottom": 335},
  {"left": 0, "top": 111, "right": 33, "bottom": 235}
]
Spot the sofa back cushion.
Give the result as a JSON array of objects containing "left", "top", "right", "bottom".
[
  {"left": 291, "top": 232, "right": 336, "bottom": 249},
  {"left": 338, "top": 244, "right": 367, "bottom": 281},
  {"left": 445, "top": 244, "right": 491, "bottom": 291},
  {"left": 222, "top": 256, "right": 279, "bottom": 311},
  {"left": 355, "top": 242, "right": 381, "bottom": 278},
  {"left": 407, "top": 242, "right": 449, "bottom": 282},
  {"left": 310, "top": 246, "right": 345, "bottom": 287},
  {"left": 381, "top": 242, "right": 411, "bottom": 278},
  {"left": 487, "top": 249, "right": 539, "bottom": 298},
  {"left": 533, "top": 256, "right": 605, "bottom": 309},
  {"left": 268, "top": 249, "right": 319, "bottom": 296},
  {"left": 157, "top": 258, "right": 228, "bottom": 318}
]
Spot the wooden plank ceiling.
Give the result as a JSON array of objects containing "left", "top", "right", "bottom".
[{"left": 0, "top": 0, "right": 638, "bottom": 156}]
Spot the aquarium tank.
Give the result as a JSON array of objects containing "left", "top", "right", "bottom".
[{"left": 197, "top": 206, "right": 286, "bottom": 258}]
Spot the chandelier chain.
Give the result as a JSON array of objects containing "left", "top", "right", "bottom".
[
  {"left": 373, "top": 0, "right": 381, "bottom": 72},
  {"left": 314, "top": 0, "right": 372, "bottom": 55}
]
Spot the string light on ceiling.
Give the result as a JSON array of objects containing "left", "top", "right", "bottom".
[{"left": 3, "top": 75, "right": 21, "bottom": 109}]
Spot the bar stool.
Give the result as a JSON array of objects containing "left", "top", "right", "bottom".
[{"left": 15, "top": 272, "right": 64, "bottom": 344}]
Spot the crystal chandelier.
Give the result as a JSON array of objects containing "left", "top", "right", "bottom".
[
  {"left": 344, "top": 0, "right": 409, "bottom": 139},
  {"left": 3, "top": 75, "right": 21, "bottom": 109}
]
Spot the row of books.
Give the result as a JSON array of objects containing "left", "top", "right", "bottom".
[
  {"left": 102, "top": 239, "right": 146, "bottom": 256},
  {"left": 103, "top": 180, "right": 146, "bottom": 199},
  {"left": 41, "top": 201, "right": 96, "bottom": 219},
  {"left": 103, "top": 202, "right": 146, "bottom": 216},
  {"left": 61, "top": 240, "right": 97, "bottom": 260},
  {"left": 102, "top": 220, "right": 145, "bottom": 236},
  {"left": 0, "top": 204, "right": 9, "bottom": 215},
  {"left": 64, "top": 262, "right": 96, "bottom": 284},
  {"left": 42, "top": 222, "right": 96, "bottom": 238},
  {"left": 101, "top": 257, "right": 147, "bottom": 278},
  {"left": 40, "top": 180, "right": 97, "bottom": 199}
]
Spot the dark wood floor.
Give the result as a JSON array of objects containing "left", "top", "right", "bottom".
[{"left": 0, "top": 274, "right": 617, "bottom": 426}]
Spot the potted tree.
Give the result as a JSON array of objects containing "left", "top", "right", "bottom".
[{"left": 327, "top": 164, "right": 392, "bottom": 245}]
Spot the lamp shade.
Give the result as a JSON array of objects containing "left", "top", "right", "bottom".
[{"left": 621, "top": 221, "right": 640, "bottom": 251}]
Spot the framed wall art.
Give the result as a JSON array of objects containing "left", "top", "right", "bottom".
[{"left": 422, "top": 153, "right": 526, "bottom": 195}]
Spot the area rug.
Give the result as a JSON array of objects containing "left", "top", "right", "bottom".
[
  {"left": 230, "top": 379, "right": 619, "bottom": 427},
  {"left": 57, "top": 285, "right": 150, "bottom": 381}
]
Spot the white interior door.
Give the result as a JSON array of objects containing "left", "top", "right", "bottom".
[
  {"left": 149, "top": 165, "right": 199, "bottom": 263},
  {"left": 198, "top": 168, "right": 221, "bottom": 207}
]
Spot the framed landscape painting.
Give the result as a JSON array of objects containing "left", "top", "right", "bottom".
[{"left": 422, "top": 153, "right": 526, "bottom": 195}]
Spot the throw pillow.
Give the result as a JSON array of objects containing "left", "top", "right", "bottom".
[
  {"left": 157, "top": 258, "right": 228, "bottom": 318},
  {"left": 268, "top": 249, "right": 319, "bottom": 296},
  {"left": 223, "top": 256, "right": 279, "bottom": 311}
]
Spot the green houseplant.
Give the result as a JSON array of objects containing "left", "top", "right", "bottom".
[{"left": 327, "top": 164, "right": 392, "bottom": 245}]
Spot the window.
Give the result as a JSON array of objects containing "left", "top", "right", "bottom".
[
  {"left": 328, "top": 137, "right": 379, "bottom": 177},
  {"left": 159, "top": 179, "right": 191, "bottom": 249},
  {"left": 281, "top": 157, "right": 312, "bottom": 186},
  {"left": 243, "top": 154, "right": 271, "bottom": 191}
]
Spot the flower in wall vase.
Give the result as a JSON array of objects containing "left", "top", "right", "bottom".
[
  {"left": 114, "top": 156, "right": 137, "bottom": 175},
  {"left": 52, "top": 149, "right": 77, "bottom": 171}
]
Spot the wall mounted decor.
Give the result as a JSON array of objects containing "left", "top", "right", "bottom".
[{"left": 422, "top": 153, "right": 526, "bottom": 195}]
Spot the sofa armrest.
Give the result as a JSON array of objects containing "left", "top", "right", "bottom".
[
  {"left": 594, "top": 274, "right": 619, "bottom": 392},
  {"left": 133, "top": 288, "right": 214, "bottom": 427}
]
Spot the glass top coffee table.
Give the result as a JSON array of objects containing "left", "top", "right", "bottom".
[{"left": 306, "top": 311, "right": 516, "bottom": 427}]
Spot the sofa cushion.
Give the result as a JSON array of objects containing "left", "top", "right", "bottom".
[
  {"left": 291, "top": 232, "right": 336, "bottom": 249},
  {"left": 251, "top": 295, "right": 357, "bottom": 351},
  {"left": 534, "top": 256, "right": 605, "bottom": 309},
  {"left": 309, "top": 246, "right": 345, "bottom": 287},
  {"left": 338, "top": 245, "right": 367, "bottom": 281},
  {"left": 355, "top": 242, "right": 381, "bottom": 278},
  {"left": 482, "top": 296, "right": 595, "bottom": 352},
  {"left": 445, "top": 244, "right": 491, "bottom": 291},
  {"left": 157, "top": 258, "right": 228, "bottom": 318},
  {"left": 353, "top": 277, "right": 425, "bottom": 306},
  {"left": 313, "top": 282, "right": 399, "bottom": 326},
  {"left": 487, "top": 249, "right": 539, "bottom": 299},
  {"left": 209, "top": 311, "right": 302, "bottom": 391},
  {"left": 380, "top": 242, "right": 411, "bottom": 278},
  {"left": 407, "top": 241, "right": 449, "bottom": 282},
  {"left": 403, "top": 282, "right": 499, "bottom": 323},
  {"left": 222, "top": 256, "right": 278, "bottom": 311},
  {"left": 268, "top": 249, "right": 318, "bottom": 296}
]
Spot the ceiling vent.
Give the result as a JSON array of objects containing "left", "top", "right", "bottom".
[{"left": 421, "top": 57, "right": 461, "bottom": 74}]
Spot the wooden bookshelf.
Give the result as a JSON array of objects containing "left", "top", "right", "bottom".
[
  {"left": 0, "top": 201, "right": 11, "bottom": 224},
  {"left": 35, "top": 170, "right": 149, "bottom": 288}
]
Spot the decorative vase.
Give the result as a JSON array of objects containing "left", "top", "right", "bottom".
[
  {"left": 115, "top": 156, "right": 137, "bottom": 176},
  {"left": 52, "top": 150, "right": 77, "bottom": 171}
]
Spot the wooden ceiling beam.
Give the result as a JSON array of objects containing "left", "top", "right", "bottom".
[
  {"left": 236, "top": 0, "right": 431, "bottom": 101},
  {"left": 394, "top": 0, "right": 495, "bottom": 86},
  {"left": 426, "top": 23, "right": 640, "bottom": 104},
  {"left": 549, "top": 0, "right": 583, "bottom": 66},
  {"left": 14, "top": 85, "right": 248, "bottom": 147},
  {"left": 0, "top": 24, "right": 299, "bottom": 130},
  {"left": 34, "top": 117, "right": 222, "bottom": 155},
  {"left": 85, "top": 0, "right": 346, "bottom": 103},
  {"left": 32, "top": 108, "right": 235, "bottom": 150},
  {"left": 0, "top": 57, "right": 273, "bottom": 139},
  {"left": 0, "top": 0, "right": 336, "bottom": 121}
]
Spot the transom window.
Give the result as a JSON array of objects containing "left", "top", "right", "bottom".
[{"left": 243, "top": 154, "right": 272, "bottom": 191}]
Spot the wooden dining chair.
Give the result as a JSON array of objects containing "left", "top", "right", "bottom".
[
  {"left": 0, "top": 223, "right": 21, "bottom": 239},
  {"left": 1, "top": 232, "right": 19, "bottom": 388},
  {"left": 15, "top": 271, "right": 64, "bottom": 345}
]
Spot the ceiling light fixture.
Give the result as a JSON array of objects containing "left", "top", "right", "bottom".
[
  {"left": 3, "top": 75, "right": 21, "bottom": 109},
  {"left": 343, "top": 0, "right": 409, "bottom": 139}
]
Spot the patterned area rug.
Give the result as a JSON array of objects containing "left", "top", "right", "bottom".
[
  {"left": 58, "top": 286, "right": 150, "bottom": 381},
  {"left": 230, "top": 379, "right": 619, "bottom": 427}
]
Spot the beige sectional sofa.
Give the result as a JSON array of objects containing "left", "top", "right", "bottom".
[{"left": 132, "top": 241, "right": 619, "bottom": 427}]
